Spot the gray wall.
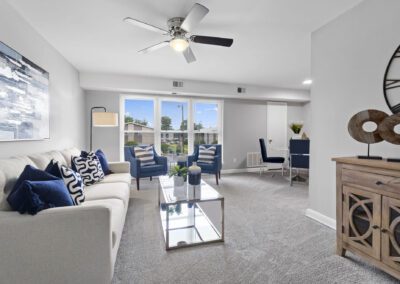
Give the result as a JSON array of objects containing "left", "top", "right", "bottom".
[
  {"left": 0, "top": 1, "right": 85, "bottom": 158},
  {"left": 309, "top": 0, "right": 400, "bottom": 220},
  {"left": 85, "top": 91, "right": 309, "bottom": 170}
]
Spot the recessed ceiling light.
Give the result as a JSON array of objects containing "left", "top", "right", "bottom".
[{"left": 302, "top": 79, "right": 313, "bottom": 85}]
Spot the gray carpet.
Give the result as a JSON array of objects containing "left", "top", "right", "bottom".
[{"left": 112, "top": 173, "right": 398, "bottom": 284}]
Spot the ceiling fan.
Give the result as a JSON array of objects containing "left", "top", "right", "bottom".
[{"left": 123, "top": 3, "right": 234, "bottom": 63}]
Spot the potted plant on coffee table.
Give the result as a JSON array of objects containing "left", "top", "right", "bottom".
[{"left": 169, "top": 165, "right": 188, "bottom": 187}]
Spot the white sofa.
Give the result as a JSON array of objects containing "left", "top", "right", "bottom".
[{"left": 0, "top": 147, "right": 131, "bottom": 284}]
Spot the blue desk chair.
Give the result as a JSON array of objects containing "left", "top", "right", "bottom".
[
  {"left": 124, "top": 146, "right": 167, "bottom": 190},
  {"left": 289, "top": 139, "right": 310, "bottom": 186},
  {"left": 259, "top": 138, "right": 285, "bottom": 176},
  {"left": 187, "top": 144, "right": 222, "bottom": 185}
]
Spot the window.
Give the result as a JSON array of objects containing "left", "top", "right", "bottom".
[
  {"left": 193, "top": 102, "right": 220, "bottom": 146},
  {"left": 160, "top": 100, "right": 189, "bottom": 159},
  {"left": 123, "top": 98, "right": 155, "bottom": 147},
  {"left": 121, "top": 96, "right": 223, "bottom": 162}
]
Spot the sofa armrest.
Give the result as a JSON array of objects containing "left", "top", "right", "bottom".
[
  {"left": 0, "top": 204, "right": 113, "bottom": 283},
  {"left": 108, "top": 161, "right": 130, "bottom": 174}
]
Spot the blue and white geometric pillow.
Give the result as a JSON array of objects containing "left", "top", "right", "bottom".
[
  {"left": 72, "top": 152, "right": 105, "bottom": 186},
  {"left": 60, "top": 165, "right": 85, "bottom": 205}
]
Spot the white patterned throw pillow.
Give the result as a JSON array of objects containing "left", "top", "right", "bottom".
[
  {"left": 198, "top": 145, "right": 216, "bottom": 164},
  {"left": 60, "top": 165, "right": 85, "bottom": 205},
  {"left": 134, "top": 146, "right": 156, "bottom": 166},
  {"left": 72, "top": 152, "right": 104, "bottom": 186}
]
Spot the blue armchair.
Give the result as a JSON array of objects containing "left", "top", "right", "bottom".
[
  {"left": 124, "top": 146, "right": 168, "bottom": 190},
  {"left": 187, "top": 144, "right": 222, "bottom": 185}
]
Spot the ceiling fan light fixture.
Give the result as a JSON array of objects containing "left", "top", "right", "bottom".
[{"left": 170, "top": 36, "right": 189, "bottom": 52}]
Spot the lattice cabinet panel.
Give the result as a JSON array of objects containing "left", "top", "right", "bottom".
[{"left": 343, "top": 185, "right": 381, "bottom": 260}]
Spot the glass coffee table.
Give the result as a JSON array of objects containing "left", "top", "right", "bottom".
[{"left": 158, "top": 176, "right": 224, "bottom": 250}]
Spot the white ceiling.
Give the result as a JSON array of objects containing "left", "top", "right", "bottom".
[{"left": 8, "top": 0, "right": 362, "bottom": 89}]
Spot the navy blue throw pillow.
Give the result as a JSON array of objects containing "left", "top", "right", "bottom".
[
  {"left": 45, "top": 160, "right": 62, "bottom": 178},
  {"left": 12, "top": 165, "right": 59, "bottom": 191},
  {"left": 7, "top": 165, "right": 73, "bottom": 215},
  {"left": 8, "top": 180, "right": 73, "bottom": 215},
  {"left": 95, "top": 149, "right": 111, "bottom": 175}
]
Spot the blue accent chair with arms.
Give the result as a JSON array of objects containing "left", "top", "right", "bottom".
[
  {"left": 124, "top": 146, "right": 168, "bottom": 190},
  {"left": 187, "top": 144, "right": 222, "bottom": 185}
]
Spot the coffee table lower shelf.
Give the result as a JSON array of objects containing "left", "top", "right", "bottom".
[{"left": 159, "top": 203, "right": 224, "bottom": 250}]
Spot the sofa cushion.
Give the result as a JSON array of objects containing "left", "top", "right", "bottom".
[
  {"left": 85, "top": 182, "right": 129, "bottom": 207},
  {"left": 47, "top": 151, "right": 68, "bottom": 167},
  {"left": 100, "top": 173, "right": 132, "bottom": 185},
  {"left": 60, "top": 147, "right": 81, "bottom": 167},
  {"left": 27, "top": 154, "right": 52, "bottom": 170}
]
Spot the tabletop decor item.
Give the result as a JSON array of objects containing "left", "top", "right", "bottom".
[
  {"left": 169, "top": 165, "right": 187, "bottom": 187},
  {"left": 188, "top": 162, "right": 201, "bottom": 185},
  {"left": 348, "top": 109, "right": 388, "bottom": 160},
  {"left": 289, "top": 122, "right": 303, "bottom": 139}
]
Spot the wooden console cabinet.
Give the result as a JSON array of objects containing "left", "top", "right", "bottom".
[{"left": 333, "top": 157, "right": 400, "bottom": 280}]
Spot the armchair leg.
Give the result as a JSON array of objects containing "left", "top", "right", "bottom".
[
  {"left": 215, "top": 173, "right": 219, "bottom": 185},
  {"left": 136, "top": 178, "right": 140, "bottom": 191},
  {"left": 150, "top": 176, "right": 152, "bottom": 181},
  {"left": 219, "top": 171, "right": 221, "bottom": 179}
]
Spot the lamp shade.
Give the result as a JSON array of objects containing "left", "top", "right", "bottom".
[{"left": 92, "top": 112, "right": 119, "bottom": 127}]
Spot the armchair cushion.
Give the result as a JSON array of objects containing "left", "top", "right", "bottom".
[
  {"left": 196, "top": 162, "right": 216, "bottom": 171},
  {"left": 140, "top": 164, "right": 164, "bottom": 174}
]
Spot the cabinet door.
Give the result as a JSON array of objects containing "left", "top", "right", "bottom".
[
  {"left": 382, "top": 196, "right": 400, "bottom": 270},
  {"left": 343, "top": 186, "right": 381, "bottom": 259}
]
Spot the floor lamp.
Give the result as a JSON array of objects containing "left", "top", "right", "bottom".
[{"left": 90, "top": 106, "right": 119, "bottom": 151}]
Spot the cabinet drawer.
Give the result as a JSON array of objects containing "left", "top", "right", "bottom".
[{"left": 342, "top": 168, "right": 400, "bottom": 194}]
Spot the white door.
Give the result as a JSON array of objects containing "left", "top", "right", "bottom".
[{"left": 266, "top": 102, "right": 288, "bottom": 168}]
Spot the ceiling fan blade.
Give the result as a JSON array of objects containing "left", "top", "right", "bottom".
[
  {"left": 181, "top": 3, "right": 209, "bottom": 32},
  {"left": 124, "top": 17, "right": 168, "bottom": 35},
  {"left": 183, "top": 47, "right": 196, "bottom": 63},
  {"left": 138, "top": 41, "right": 170, "bottom": 54},
  {"left": 190, "top": 35, "right": 233, "bottom": 47}
]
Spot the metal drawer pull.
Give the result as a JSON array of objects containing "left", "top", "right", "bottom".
[
  {"left": 372, "top": 225, "right": 379, "bottom": 229},
  {"left": 376, "top": 181, "right": 384, "bottom": 185}
]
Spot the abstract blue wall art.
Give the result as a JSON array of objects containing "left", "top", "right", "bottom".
[{"left": 0, "top": 42, "right": 49, "bottom": 141}]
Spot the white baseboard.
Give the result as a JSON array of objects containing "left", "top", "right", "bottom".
[
  {"left": 305, "top": 208, "right": 336, "bottom": 230},
  {"left": 221, "top": 168, "right": 260, "bottom": 174}
]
